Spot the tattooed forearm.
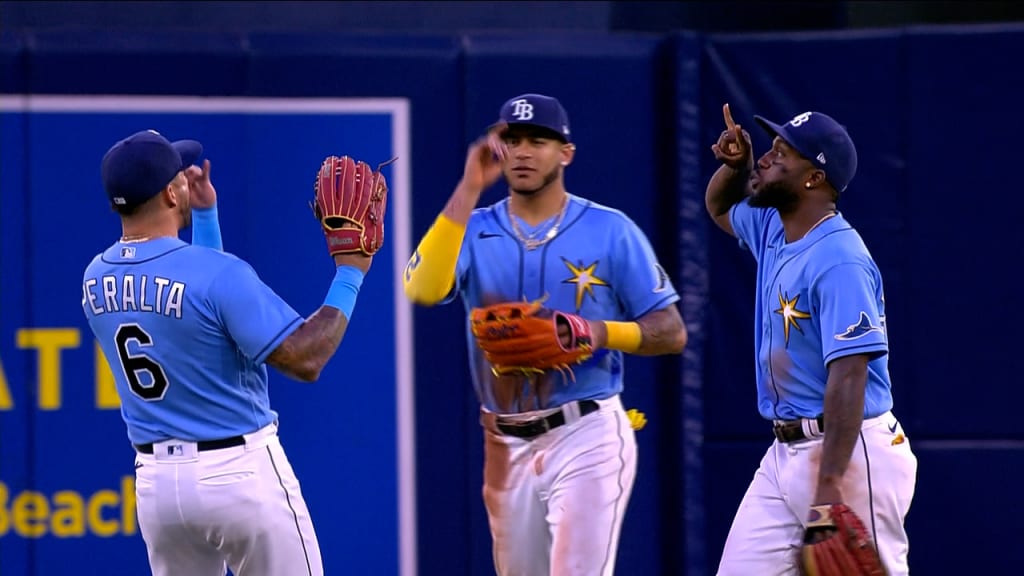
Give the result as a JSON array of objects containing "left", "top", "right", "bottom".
[
  {"left": 816, "top": 354, "right": 868, "bottom": 492},
  {"left": 266, "top": 307, "right": 349, "bottom": 382},
  {"left": 635, "top": 305, "right": 688, "bottom": 356}
]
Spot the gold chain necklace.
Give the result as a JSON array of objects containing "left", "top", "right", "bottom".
[
  {"left": 507, "top": 195, "right": 569, "bottom": 251},
  {"left": 801, "top": 211, "right": 837, "bottom": 240}
]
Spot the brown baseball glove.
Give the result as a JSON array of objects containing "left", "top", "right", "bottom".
[
  {"left": 311, "top": 155, "right": 396, "bottom": 257},
  {"left": 470, "top": 300, "right": 594, "bottom": 377},
  {"left": 798, "top": 503, "right": 887, "bottom": 576}
]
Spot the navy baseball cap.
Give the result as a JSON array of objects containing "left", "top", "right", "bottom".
[
  {"left": 101, "top": 129, "right": 203, "bottom": 208},
  {"left": 495, "top": 93, "right": 572, "bottom": 143},
  {"left": 754, "top": 111, "right": 858, "bottom": 193}
]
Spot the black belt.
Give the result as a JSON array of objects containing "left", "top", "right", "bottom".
[
  {"left": 134, "top": 435, "right": 245, "bottom": 455},
  {"left": 496, "top": 400, "right": 600, "bottom": 439},
  {"left": 773, "top": 415, "right": 825, "bottom": 443}
]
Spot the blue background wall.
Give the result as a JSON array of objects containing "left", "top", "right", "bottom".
[{"left": 2, "top": 2, "right": 1021, "bottom": 575}]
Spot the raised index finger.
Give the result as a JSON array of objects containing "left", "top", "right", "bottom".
[{"left": 723, "top": 103, "right": 737, "bottom": 131}]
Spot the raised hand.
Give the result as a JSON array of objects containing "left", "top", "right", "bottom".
[
  {"left": 312, "top": 155, "right": 389, "bottom": 274},
  {"left": 185, "top": 159, "right": 217, "bottom": 209},
  {"left": 461, "top": 123, "right": 508, "bottom": 193},
  {"left": 711, "top": 103, "right": 753, "bottom": 171}
]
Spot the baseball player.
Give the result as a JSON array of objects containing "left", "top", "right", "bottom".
[
  {"left": 705, "top": 104, "right": 918, "bottom": 575},
  {"left": 81, "top": 130, "right": 386, "bottom": 575},
  {"left": 403, "top": 93, "right": 688, "bottom": 575}
]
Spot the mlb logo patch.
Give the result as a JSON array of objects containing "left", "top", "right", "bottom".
[{"left": 120, "top": 247, "right": 136, "bottom": 259}]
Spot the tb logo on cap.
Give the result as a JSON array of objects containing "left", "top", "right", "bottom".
[
  {"left": 788, "top": 112, "right": 813, "bottom": 127},
  {"left": 510, "top": 99, "right": 535, "bottom": 121}
]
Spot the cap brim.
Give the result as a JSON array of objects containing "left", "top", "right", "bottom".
[
  {"left": 489, "top": 121, "right": 568, "bottom": 142},
  {"left": 754, "top": 115, "right": 812, "bottom": 161},
  {"left": 754, "top": 115, "right": 787, "bottom": 141},
  {"left": 173, "top": 139, "right": 203, "bottom": 169}
]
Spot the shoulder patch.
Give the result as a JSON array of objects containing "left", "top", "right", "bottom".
[
  {"left": 834, "top": 311, "right": 883, "bottom": 341},
  {"left": 652, "top": 263, "right": 671, "bottom": 293}
]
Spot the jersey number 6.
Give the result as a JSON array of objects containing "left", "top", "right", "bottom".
[{"left": 114, "top": 323, "right": 170, "bottom": 401}]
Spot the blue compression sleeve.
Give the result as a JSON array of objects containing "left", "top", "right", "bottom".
[
  {"left": 192, "top": 205, "right": 223, "bottom": 250},
  {"left": 324, "top": 265, "right": 365, "bottom": 320}
]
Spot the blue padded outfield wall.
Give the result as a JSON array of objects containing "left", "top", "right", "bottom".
[{"left": 1, "top": 24, "right": 1021, "bottom": 575}]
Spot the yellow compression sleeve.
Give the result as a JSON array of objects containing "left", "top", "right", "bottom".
[
  {"left": 603, "top": 321, "right": 642, "bottom": 353},
  {"left": 402, "top": 214, "right": 465, "bottom": 305}
]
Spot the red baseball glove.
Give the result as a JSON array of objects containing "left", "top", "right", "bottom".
[
  {"left": 311, "top": 155, "right": 396, "bottom": 257},
  {"left": 470, "top": 300, "right": 594, "bottom": 377},
  {"left": 798, "top": 503, "right": 887, "bottom": 576}
]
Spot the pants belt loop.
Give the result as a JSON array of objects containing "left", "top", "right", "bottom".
[{"left": 562, "top": 400, "right": 582, "bottom": 425}]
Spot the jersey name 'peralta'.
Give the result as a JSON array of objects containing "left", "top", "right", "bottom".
[{"left": 82, "top": 237, "right": 302, "bottom": 445}]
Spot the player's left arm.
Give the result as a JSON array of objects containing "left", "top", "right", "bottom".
[
  {"left": 814, "top": 353, "right": 870, "bottom": 504},
  {"left": 187, "top": 160, "right": 223, "bottom": 250},
  {"left": 590, "top": 303, "right": 686, "bottom": 356},
  {"left": 590, "top": 216, "right": 687, "bottom": 356},
  {"left": 811, "top": 261, "right": 888, "bottom": 505}
]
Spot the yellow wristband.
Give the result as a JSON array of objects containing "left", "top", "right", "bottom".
[{"left": 603, "top": 321, "right": 642, "bottom": 353}]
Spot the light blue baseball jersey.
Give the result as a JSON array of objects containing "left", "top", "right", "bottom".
[
  {"left": 729, "top": 201, "right": 894, "bottom": 421},
  {"left": 82, "top": 237, "right": 303, "bottom": 444},
  {"left": 445, "top": 194, "right": 679, "bottom": 414}
]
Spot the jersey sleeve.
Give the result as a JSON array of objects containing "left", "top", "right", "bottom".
[
  {"left": 611, "top": 217, "right": 680, "bottom": 319},
  {"left": 813, "top": 262, "right": 888, "bottom": 365},
  {"left": 208, "top": 257, "right": 303, "bottom": 365},
  {"left": 729, "top": 200, "right": 774, "bottom": 255}
]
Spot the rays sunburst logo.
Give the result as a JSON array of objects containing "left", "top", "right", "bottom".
[{"left": 561, "top": 258, "right": 609, "bottom": 312}]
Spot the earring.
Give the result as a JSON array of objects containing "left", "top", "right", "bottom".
[
  {"left": 804, "top": 182, "right": 811, "bottom": 189},
  {"left": 560, "top": 161, "right": 568, "bottom": 166}
]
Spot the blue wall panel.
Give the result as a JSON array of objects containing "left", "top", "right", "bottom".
[
  {"left": 904, "top": 25, "right": 1024, "bottom": 438},
  {"left": 26, "top": 31, "right": 249, "bottom": 96},
  {"left": 0, "top": 105, "right": 35, "bottom": 576},
  {"left": 901, "top": 441, "right": 1020, "bottom": 573},
  {"left": 0, "top": 31, "right": 26, "bottom": 94}
]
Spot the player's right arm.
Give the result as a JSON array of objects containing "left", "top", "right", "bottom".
[
  {"left": 187, "top": 160, "right": 224, "bottom": 250},
  {"left": 266, "top": 253, "right": 371, "bottom": 382},
  {"left": 403, "top": 127, "right": 506, "bottom": 305},
  {"left": 210, "top": 251, "right": 371, "bottom": 383},
  {"left": 706, "top": 103, "right": 754, "bottom": 237}
]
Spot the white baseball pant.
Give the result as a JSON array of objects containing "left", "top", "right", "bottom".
[
  {"left": 716, "top": 411, "right": 918, "bottom": 575},
  {"left": 480, "top": 395, "right": 638, "bottom": 576},
  {"left": 133, "top": 422, "right": 323, "bottom": 576}
]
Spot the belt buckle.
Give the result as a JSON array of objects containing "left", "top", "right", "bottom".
[
  {"left": 536, "top": 416, "right": 552, "bottom": 434},
  {"left": 772, "top": 420, "right": 799, "bottom": 443},
  {"left": 497, "top": 414, "right": 551, "bottom": 439}
]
